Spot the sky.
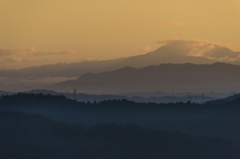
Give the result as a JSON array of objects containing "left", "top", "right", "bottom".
[{"left": 0, "top": 0, "right": 240, "bottom": 70}]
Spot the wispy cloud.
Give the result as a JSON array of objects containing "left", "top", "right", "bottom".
[
  {"left": 158, "top": 39, "right": 235, "bottom": 50},
  {"left": 0, "top": 47, "right": 77, "bottom": 70},
  {"left": 162, "top": 22, "right": 185, "bottom": 26},
  {"left": 157, "top": 39, "right": 240, "bottom": 61},
  {"left": 1, "top": 47, "right": 76, "bottom": 61}
]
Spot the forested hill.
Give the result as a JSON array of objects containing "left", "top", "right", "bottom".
[
  {"left": 1, "top": 93, "right": 240, "bottom": 110},
  {"left": 0, "top": 111, "right": 239, "bottom": 159},
  {"left": 1, "top": 93, "right": 240, "bottom": 144}
]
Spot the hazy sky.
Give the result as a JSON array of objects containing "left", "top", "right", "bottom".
[{"left": 0, "top": 0, "right": 239, "bottom": 69}]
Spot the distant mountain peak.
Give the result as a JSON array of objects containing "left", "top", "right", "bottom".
[{"left": 0, "top": 40, "right": 239, "bottom": 80}]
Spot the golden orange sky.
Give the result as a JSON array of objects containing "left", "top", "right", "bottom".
[{"left": 0, "top": 0, "right": 239, "bottom": 69}]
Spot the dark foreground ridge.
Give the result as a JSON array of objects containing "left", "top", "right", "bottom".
[
  {"left": 0, "top": 93, "right": 240, "bottom": 154},
  {"left": 0, "top": 111, "right": 239, "bottom": 159}
]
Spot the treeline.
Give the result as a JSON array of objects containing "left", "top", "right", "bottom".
[
  {"left": 1, "top": 93, "right": 240, "bottom": 111},
  {"left": 0, "top": 111, "right": 239, "bottom": 159},
  {"left": 27, "top": 89, "right": 216, "bottom": 103}
]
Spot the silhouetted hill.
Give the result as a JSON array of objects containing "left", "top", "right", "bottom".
[
  {"left": 51, "top": 62, "right": 240, "bottom": 93},
  {"left": 224, "top": 93, "right": 240, "bottom": 102},
  {"left": 1, "top": 111, "right": 239, "bottom": 159},
  {"left": 26, "top": 89, "right": 215, "bottom": 103},
  {"left": 206, "top": 93, "right": 240, "bottom": 105},
  {"left": 0, "top": 91, "right": 11, "bottom": 95},
  {"left": 1, "top": 93, "right": 239, "bottom": 111},
  {"left": 1, "top": 93, "right": 240, "bottom": 143},
  {"left": 122, "top": 91, "right": 232, "bottom": 98}
]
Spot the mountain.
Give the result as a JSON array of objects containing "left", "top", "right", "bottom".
[
  {"left": 1, "top": 41, "right": 235, "bottom": 78},
  {"left": 111, "top": 44, "right": 215, "bottom": 69},
  {"left": 0, "top": 49, "right": 215, "bottom": 78},
  {"left": 51, "top": 62, "right": 240, "bottom": 94},
  {"left": 0, "top": 44, "right": 227, "bottom": 78}
]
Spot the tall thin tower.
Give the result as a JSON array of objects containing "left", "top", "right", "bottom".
[{"left": 74, "top": 88, "right": 77, "bottom": 101}]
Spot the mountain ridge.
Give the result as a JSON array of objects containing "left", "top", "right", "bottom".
[
  {"left": 2, "top": 42, "right": 240, "bottom": 78},
  {"left": 51, "top": 62, "right": 240, "bottom": 94}
]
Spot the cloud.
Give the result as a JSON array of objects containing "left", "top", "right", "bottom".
[
  {"left": 0, "top": 47, "right": 35, "bottom": 57},
  {"left": 0, "top": 47, "right": 78, "bottom": 70},
  {"left": 0, "top": 47, "right": 76, "bottom": 61},
  {"left": 157, "top": 39, "right": 240, "bottom": 62},
  {"left": 157, "top": 39, "right": 222, "bottom": 49},
  {"left": 142, "top": 45, "right": 152, "bottom": 52},
  {"left": 162, "top": 22, "right": 185, "bottom": 26}
]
